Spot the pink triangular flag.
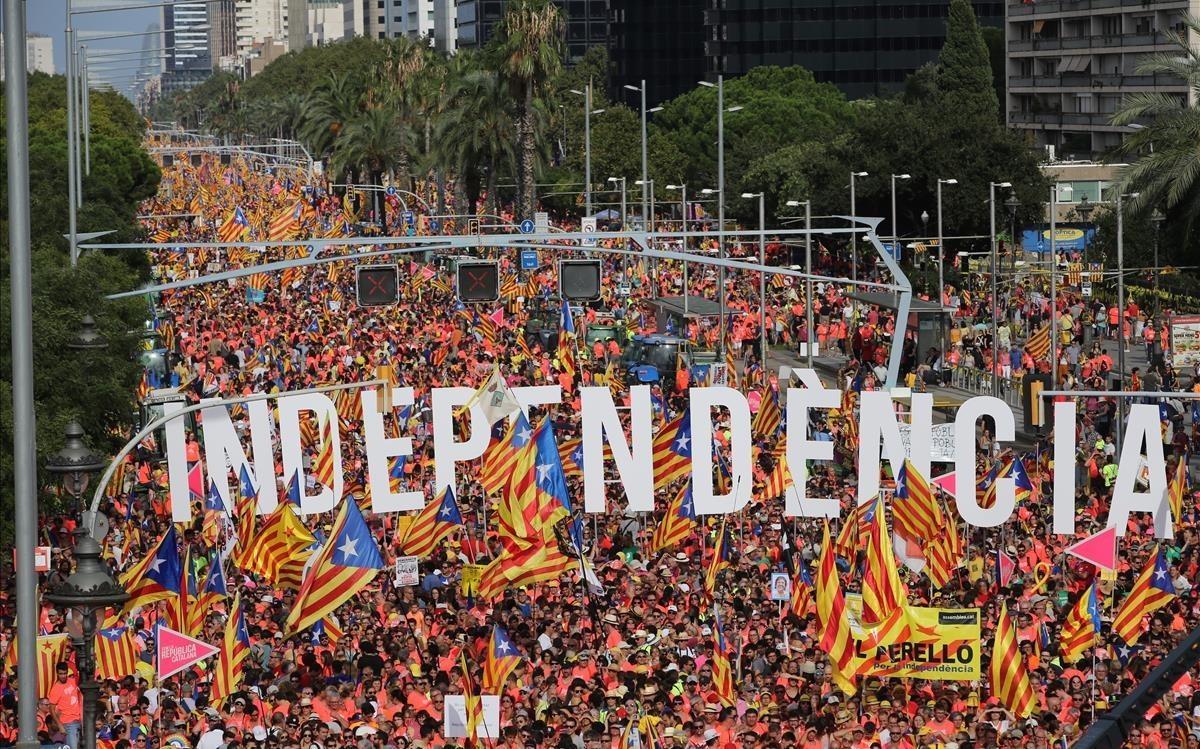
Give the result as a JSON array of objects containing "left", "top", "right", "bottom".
[
  {"left": 995, "top": 549, "right": 1016, "bottom": 587},
  {"left": 157, "top": 625, "right": 219, "bottom": 680},
  {"left": 1065, "top": 526, "right": 1118, "bottom": 571},
  {"left": 931, "top": 471, "right": 956, "bottom": 497}
]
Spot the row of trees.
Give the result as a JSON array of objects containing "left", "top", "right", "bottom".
[
  {"left": 155, "top": 0, "right": 1049, "bottom": 242},
  {"left": 0, "top": 74, "right": 159, "bottom": 543}
]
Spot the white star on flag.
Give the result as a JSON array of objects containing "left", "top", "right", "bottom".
[{"left": 338, "top": 537, "right": 359, "bottom": 559}]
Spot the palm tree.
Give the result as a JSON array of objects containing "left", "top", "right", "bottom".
[
  {"left": 497, "top": 0, "right": 564, "bottom": 218},
  {"left": 331, "top": 108, "right": 412, "bottom": 219},
  {"left": 435, "top": 69, "right": 518, "bottom": 216},
  {"left": 1111, "top": 14, "right": 1200, "bottom": 225},
  {"left": 299, "top": 72, "right": 363, "bottom": 159}
]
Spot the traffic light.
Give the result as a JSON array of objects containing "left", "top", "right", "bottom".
[
  {"left": 355, "top": 264, "right": 399, "bottom": 306},
  {"left": 161, "top": 154, "right": 173, "bottom": 168},
  {"left": 559, "top": 260, "right": 603, "bottom": 301},
  {"left": 190, "top": 154, "right": 203, "bottom": 168},
  {"left": 220, "top": 153, "right": 231, "bottom": 166},
  {"left": 456, "top": 261, "right": 499, "bottom": 303}
]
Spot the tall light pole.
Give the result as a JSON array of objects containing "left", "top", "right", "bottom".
[
  {"left": 890, "top": 173, "right": 911, "bottom": 247},
  {"left": 1152, "top": 208, "right": 1166, "bottom": 317},
  {"left": 989, "top": 181, "right": 1013, "bottom": 397},
  {"left": 637, "top": 179, "right": 656, "bottom": 296},
  {"left": 624, "top": 82, "right": 662, "bottom": 230},
  {"left": 698, "top": 77, "right": 742, "bottom": 353},
  {"left": 1115, "top": 191, "right": 1138, "bottom": 447},
  {"left": 850, "top": 171, "right": 868, "bottom": 311},
  {"left": 667, "top": 184, "right": 689, "bottom": 316},
  {"left": 568, "top": 84, "right": 603, "bottom": 216},
  {"left": 936, "top": 178, "right": 957, "bottom": 365},
  {"left": 1049, "top": 182, "right": 1068, "bottom": 378},
  {"left": 6, "top": 0, "right": 40, "bottom": 743},
  {"left": 743, "top": 192, "right": 767, "bottom": 366},
  {"left": 787, "top": 199, "right": 814, "bottom": 368},
  {"left": 609, "top": 177, "right": 628, "bottom": 282}
]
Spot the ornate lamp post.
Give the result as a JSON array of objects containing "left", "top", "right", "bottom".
[
  {"left": 68, "top": 315, "right": 108, "bottom": 350},
  {"left": 45, "top": 421, "right": 106, "bottom": 504},
  {"left": 45, "top": 532, "right": 128, "bottom": 749}
]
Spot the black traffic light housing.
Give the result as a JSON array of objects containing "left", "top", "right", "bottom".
[
  {"left": 220, "top": 153, "right": 231, "bottom": 166},
  {"left": 355, "top": 264, "right": 400, "bottom": 306},
  {"left": 162, "top": 154, "right": 174, "bottom": 168},
  {"left": 559, "top": 260, "right": 603, "bottom": 301},
  {"left": 456, "top": 261, "right": 500, "bottom": 303},
  {"left": 190, "top": 154, "right": 203, "bottom": 168}
]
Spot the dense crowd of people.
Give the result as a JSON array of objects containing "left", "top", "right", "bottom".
[{"left": 3, "top": 143, "right": 1200, "bottom": 749}]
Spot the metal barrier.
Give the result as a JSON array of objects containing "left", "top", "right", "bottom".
[{"left": 949, "top": 367, "right": 1023, "bottom": 407}]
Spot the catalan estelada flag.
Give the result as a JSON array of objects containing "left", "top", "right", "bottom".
[
  {"left": 482, "top": 625, "right": 521, "bottom": 694},
  {"left": 989, "top": 601, "right": 1037, "bottom": 718},
  {"left": 751, "top": 385, "right": 781, "bottom": 440},
  {"left": 396, "top": 486, "right": 464, "bottom": 558},
  {"left": 652, "top": 411, "right": 692, "bottom": 490},
  {"left": 704, "top": 517, "right": 733, "bottom": 596},
  {"left": 1059, "top": 582, "right": 1101, "bottom": 663},
  {"left": 211, "top": 592, "right": 251, "bottom": 705},
  {"left": 1113, "top": 546, "right": 1176, "bottom": 646},
  {"left": 120, "top": 524, "right": 182, "bottom": 610},
  {"left": 650, "top": 481, "right": 697, "bottom": 553},
  {"left": 556, "top": 298, "right": 577, "bottom": 379},
  {"left": 94, "top": 625, "right": 138, "bottom": 681},
  {"left": 761, "top": 444, "right": 793, "bottom": 500},
  {"left": 893, "top": 458, "right": 941, "bottom": 542},
  {"left": 790, "top": 560, "right": 814, "bottom": 618},
  {"left": 286, "top": 497, "right": 384, "bottom": 635},
  {"left": 711, "top": 606, "right": 737, "bottom": 706},
  {"left": 217, "top": 206, "right": 250, "bottom": 243}
]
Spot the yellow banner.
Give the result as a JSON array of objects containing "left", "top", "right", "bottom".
[
  {"left": 461, "top": 564, "right": 484, "bottom": 598},
  {"left": 845, "top": 596, "right": 981, "bottom": 681}
]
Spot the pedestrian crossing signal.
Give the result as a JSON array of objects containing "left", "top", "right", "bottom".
[
  {"left": 456, "top": 261, "right": 499, "bottom": 303},
  {"left": 559, "top": 260, "right": 602, "bottom": 301},
  {"left": 356, "top": 264, "right": 399, "bottom": 306}
]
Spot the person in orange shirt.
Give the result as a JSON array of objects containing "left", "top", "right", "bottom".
[{"left": 47, "top": 662, "right": 82, "bottom": 749}]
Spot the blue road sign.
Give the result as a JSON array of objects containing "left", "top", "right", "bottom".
[
  {"left": 520, "top": 249, "right": 538, "bottom": 270},
  {"left": 402, "top": 210, "right": 415, "bottom": 225},
  {"left": 519, "top": 219, "right": 534, "bottom": 234},
  {"left": 429, "top": 219, "right": 440, "bottom": 232}
]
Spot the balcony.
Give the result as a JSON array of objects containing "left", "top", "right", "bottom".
[
  {"left": 1007, "top": 73, "right": 1187, "bottom": 89},
  {"left": 1009, "top": 31, "right": 1172, "bottom": 54},
  {"left": 1009, "top": 111, "right": 1138, "bottom": 128},
  {"left": 1008, "top": 0, "right": 1189, "bottom": 17}
]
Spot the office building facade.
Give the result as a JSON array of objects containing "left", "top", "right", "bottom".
[
  {"left": 456, "top": 0, "right": 609, "bottom": 62},
  {"left": 1005, "top": 0, "right": 1199, "bottom": 159},
  {"left": 162, "top": 2, "right": 213, "bottom": 92},
  {"left": 0, "top": 33, "right": 56, "bottom": 79},
  {"left": 701, "top": 0, "right": 1003, "bottom": 101}
]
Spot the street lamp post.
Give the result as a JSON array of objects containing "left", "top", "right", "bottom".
[
  {"left": 1115, "top": 191, "right": 1138, "bottom": 446},
  {"left": 936, "top": 178, "right": 957, "bottom": 368},
  {"left": 568, "top": 84, "right": 602, "bottom": 216},
  {"left": 850, "top": 171, "right": 868, "bottom": 321},
  {"left": 45, "top": 422, "right": 107, "bottom": 509},
  {"left": 45, "top": 532, "right": 129, "bottom": 749},
  {"left": 1050, "top": 183, "right": 1068, "bottom": 378},
  {"left": 609, "top": 177, "right": 628, "bottom": 282},
  {"left": 743, "top": 192, "right": 767, "bottom": 367},
  {"left": 890, "top": 173, "right": 911, "bottom": 247},
  {"left": 787, "top": 199, "right": 814, "bottom": 368},
  {"left": 667, "top": 184, "right": 689, "bottom": 315},
  {"left": 637, "top": 179, "right": 656, "bottom": 296},
  {"left": 698, "top": 77, "right": 742, "bottom": 353},
  {"left": 990, "top": 181, "right": 1013, "bottom": 397},
  {"left": 1152, "top": 208, "right": 1166, "bottom": 317}
]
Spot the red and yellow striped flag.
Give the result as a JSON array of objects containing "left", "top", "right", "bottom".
[
  {"left": 816, "top": 522, "right": 855, "bottom": 694},
  {"left": 989, "top": 602, "right": 1037, "bottom": 717}
]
